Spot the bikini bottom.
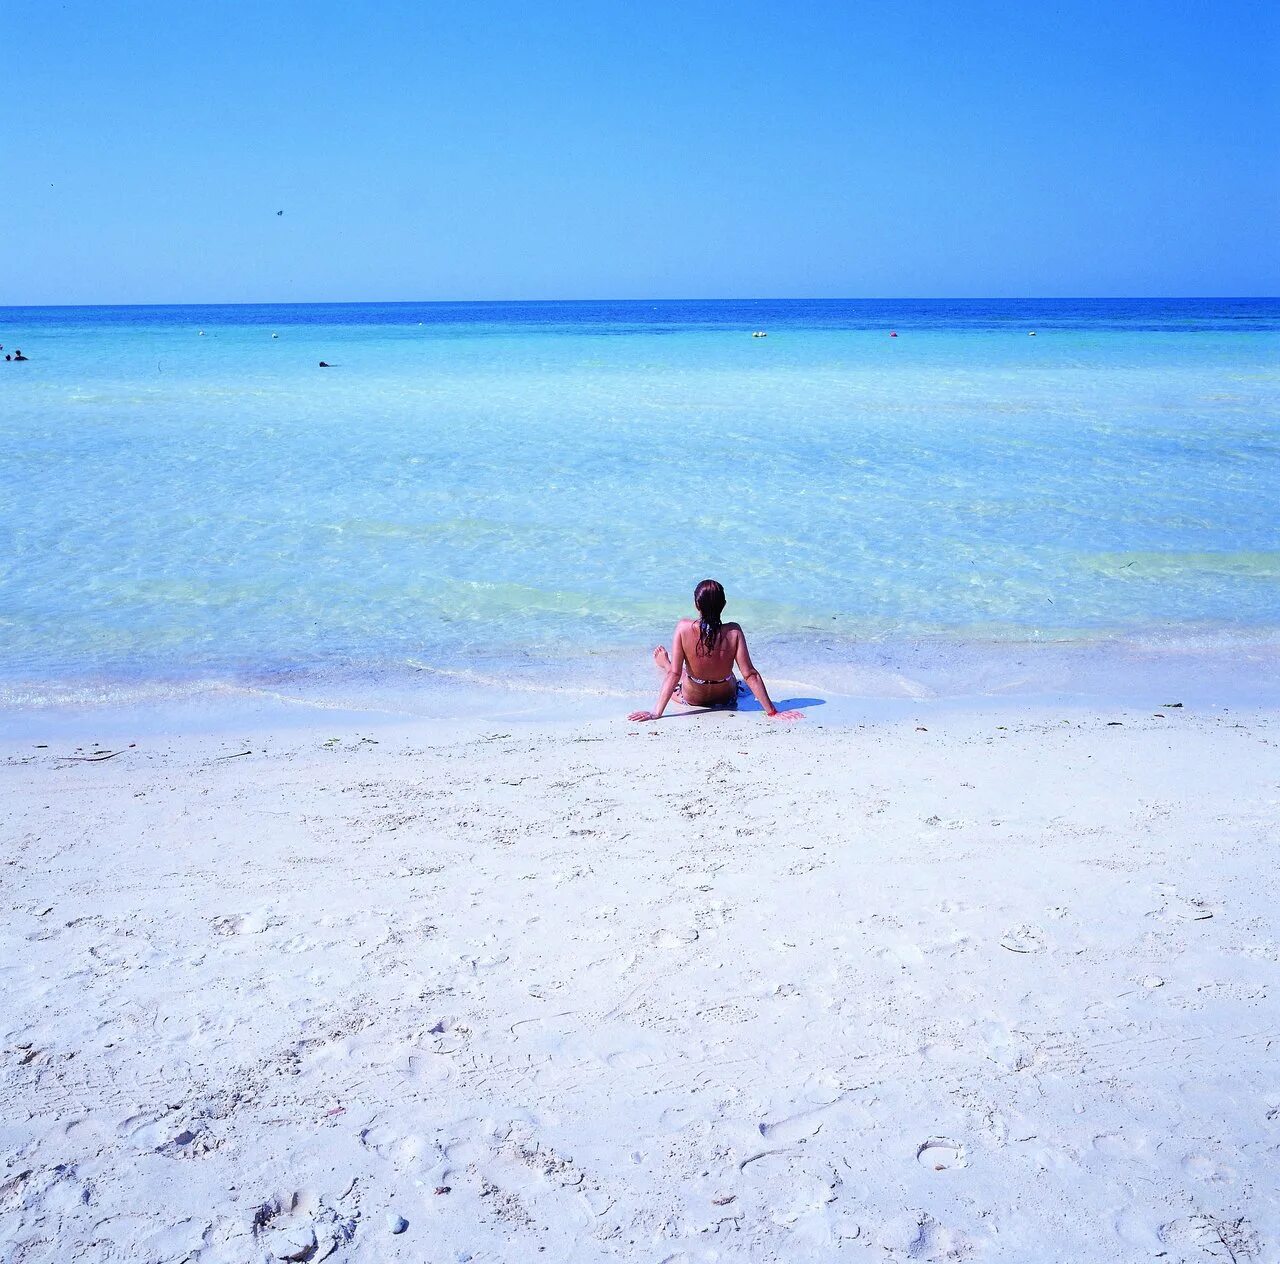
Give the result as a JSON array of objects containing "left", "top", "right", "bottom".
[{"left": 675, "top": 676, "right": 741, "bottom": 708}]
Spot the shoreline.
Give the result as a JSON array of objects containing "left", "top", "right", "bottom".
[{"left": 2, "top": 629, "right": 1278, "bottom": 741}]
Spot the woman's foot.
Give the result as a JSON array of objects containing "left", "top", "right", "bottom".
[{"left": 652, "top": 645, "right": 672, "bottom": 674}]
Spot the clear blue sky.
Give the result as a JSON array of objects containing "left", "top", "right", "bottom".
[{"left": 2, "top": 1, "right": 1277, "bottom": 303}]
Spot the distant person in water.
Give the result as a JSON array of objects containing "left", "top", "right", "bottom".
[
  {"left": 629, "top": 579, "right": 801, "bottom": 722},
  {"left": 12, "top": 349, "right": 28, "bottom": 361}
]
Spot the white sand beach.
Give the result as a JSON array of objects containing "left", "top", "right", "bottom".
[{"left": 2, "top": 702, "right": 1278, "bottom": 1262}]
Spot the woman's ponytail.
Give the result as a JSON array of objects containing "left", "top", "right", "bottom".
[{"left": 694, "top": 579, "right": 727, "bottom": 655}]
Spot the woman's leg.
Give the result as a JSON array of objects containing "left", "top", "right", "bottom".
[{"left": 653, "top": 646, "right": 684, "bottom": 701}]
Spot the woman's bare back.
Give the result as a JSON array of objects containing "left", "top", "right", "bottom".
[{"left": 676, "top": 617, "right": 741, "bottom": 682}]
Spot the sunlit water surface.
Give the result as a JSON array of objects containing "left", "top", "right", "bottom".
[{"left": 2, "top": 299, "right": 1277, "bottom": 718}]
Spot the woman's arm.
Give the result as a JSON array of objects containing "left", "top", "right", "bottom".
[
  {"left": 628, "top": 627, "right": 686, "bottom": 722},
  {"left": 735, "top": 630, "right": 800, "bottom": 721}
]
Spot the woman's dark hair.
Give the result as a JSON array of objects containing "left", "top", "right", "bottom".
[{"left": 694, "top": 579, "right": 727, "bottom": 655}]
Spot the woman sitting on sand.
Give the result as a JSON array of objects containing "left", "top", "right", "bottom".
[{"left": 629, "top": 579, "right": 800, "bottom": 722}]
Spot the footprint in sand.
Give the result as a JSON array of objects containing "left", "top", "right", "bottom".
[
  {"left": 698, "top": 1000, "right": 755, "bottom": 1024},
  {"left": 801, "top": 1070, "right": 845, "bottom": 1106},
  {"left": 1150, "top": 886, "right": 1216, "bottom": 922},
  {"left": 878, "top": 1210, "right": 967, "bottom": 1258},
  {"left": 758, "top": 1106, "right": 828, "bottom": 1145},
  {"left": 916, "top": 1138, "right": 966, "bottom": 1170},
  {"left": 769, "top": 1173, "right": 839, "bottom": 1226},
  {"left": 757, "top": 1081, "right": 849, "bottom": 1143},
  {"left": 252, "top": 1188, "right": 358, "bottom": 1261},
  {"left": 0, "top": 1168, "right": 35, "bottom": 1213},
  {"left": 1093, "top": 1132, "right": 1141, "bottom": 1157},
  {"left": 360, "top": 1123, "right": 429, "bottom": 1171},
  {"left": 651, "top": 927, "right": 699, "bottom": 948},
  {"left": 406, "top": 1049, "right": 454, "bottom": 1085},
  {"left": 1160, "top": 1214, "right": 1259, "bottom": 1258},
  {"left": 120, "top": 1112, "right": 178, "bottom": 1151},
  {"left": 1196, "top": 980, "right": 1268, "bottom": 1001},
  {"left": 443, "top": 1137, "right": 490, "bottom": 1166},
  {"left": 1181, "top": 1153, "right": 1237, "bottom": 1184},
  {"left": 139, "top": 1216, "right": 219, "bottom": 1260},
  {"left": 212, "top": 913, "right": 276, "bottom": 936},
  {"left": 999, "top": 925, "right": 1046, "bottom": 954},
  {"left": 88, "top": 942, "right": 132, "bottom": 965},
  {"left": 156, "top": 1123, "right": 219, "bottom": 1159},
  {"left": 925, "top": 934, "right": 975, "bottom": 959}
]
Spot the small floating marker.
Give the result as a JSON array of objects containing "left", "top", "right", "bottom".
[
  {"left": 889, "top": 331, "right": 898, "bottom": 338},
  {"left": 198, "top": 330, "right": 205, "bottom": 336},
  {"left": 271, "top": 333, "right": 278, "bottom": 339},
  {"left": 1028, "top": 330, "right": 1037, "bottom": 336}
]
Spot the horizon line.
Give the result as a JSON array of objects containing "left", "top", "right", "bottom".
[{"left": 2, "top": 294, "right": 1277, "bottom": 311}]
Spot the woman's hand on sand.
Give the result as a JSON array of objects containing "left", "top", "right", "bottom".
[
  {"left": 768, "top": 709, "right": 803, "bottom": 722},
  {"left": 629, "top": 710, "right": 658, "bottom": 722}
]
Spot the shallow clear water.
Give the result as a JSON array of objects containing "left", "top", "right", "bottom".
[{"left": 1, "top": 298, "right": 1278, "bottom": 712}]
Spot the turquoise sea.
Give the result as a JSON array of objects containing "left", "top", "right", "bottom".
[{"left": 1, "top": 299, "right": 1278, "bottom": 717}]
